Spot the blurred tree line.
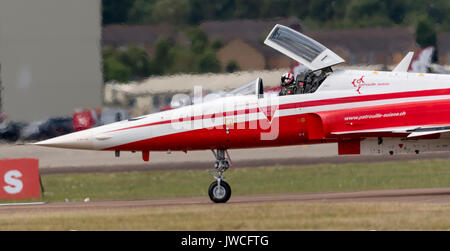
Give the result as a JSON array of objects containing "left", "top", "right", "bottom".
[
  {"left": 102, "top": 0, "right": 446, "bottom": 82},
  {"left": 103, "top": 28, "right": 223, "bottom": 82},
  {"left": 103, "top": 0, "right": 450, "bottom": 30}
]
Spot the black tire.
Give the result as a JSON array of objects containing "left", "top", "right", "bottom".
[{"left": 208, "top": 181, "right": 232, "bottom": 203}]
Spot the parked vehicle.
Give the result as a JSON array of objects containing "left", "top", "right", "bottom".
[
  {"left": 100, "top": 108, "right": 129, "bottom": 125},
  {"left": 39, "top": 117, "right": 73, "bottom": 139},
  {"left": 0, "top": 122, "right": 25, "bottom": 142}
]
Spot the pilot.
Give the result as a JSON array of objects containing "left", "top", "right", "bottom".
[{"left": 279, "top": 72, "right": 296, "bottom": 96}]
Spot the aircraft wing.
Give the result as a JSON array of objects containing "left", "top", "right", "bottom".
[
  {"left": 264, "top": 25, "right": 345, "bottom": 71},
  {"left": 332, "top": 125, "right": 450, "bottom": 138}
]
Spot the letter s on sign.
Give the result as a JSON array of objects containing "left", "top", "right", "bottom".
[{"left": 3, "top": 170, "right": 23, "bottom": 194}]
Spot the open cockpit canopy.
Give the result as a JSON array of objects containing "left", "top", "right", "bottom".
[{"left": 264, "top": 25, "right": 345, "bottom": 71}]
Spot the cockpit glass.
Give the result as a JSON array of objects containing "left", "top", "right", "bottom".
[
  {"left": 228, "top": 79, "right": 257, "bottom": 96},
  {"left": 268, "top": 26, "right": 326, "bottom": 62}
]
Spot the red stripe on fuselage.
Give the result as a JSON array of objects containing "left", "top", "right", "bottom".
[
  {"left": 105, "top": 98, "right": 450, "bottom": 152},
  {"left": 106, "top": 88, "right": 450, "bottom": 134},
  {"left": 280, "top": 88, "right": 450, "bottom": 110}
]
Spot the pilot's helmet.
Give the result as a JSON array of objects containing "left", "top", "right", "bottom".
[{"left": 281, "top": 72, "right": 294, "bottom": 85}]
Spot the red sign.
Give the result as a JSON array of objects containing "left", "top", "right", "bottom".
[
  {"left": 73, "top": 110, "right": 96, "bottom": 132},
  {"left": 0, "top": 159, "right": 41, "bottom": 200}
]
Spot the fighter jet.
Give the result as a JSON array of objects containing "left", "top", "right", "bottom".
[{"left": 36, "top": 25, "right": 450, "bottom": 203}]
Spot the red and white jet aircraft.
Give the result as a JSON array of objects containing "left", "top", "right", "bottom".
[{"left": 36, "top": 25, "right": 450, "bottom": 203}]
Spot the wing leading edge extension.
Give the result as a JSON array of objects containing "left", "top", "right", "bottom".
[{"left": 332, "top": 125, "right": 450, "bottom": 138}]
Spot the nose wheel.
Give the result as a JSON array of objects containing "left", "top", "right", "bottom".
[
  {"left": 208, "top": 150, "right": 232, "bottom": 203},
  {"left": 208, "top": 180, "right": 231, "bottom": 203}
]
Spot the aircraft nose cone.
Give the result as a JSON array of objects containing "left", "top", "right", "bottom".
[{"left": 34, "top": 129, "right": 94, "bottom": 150}]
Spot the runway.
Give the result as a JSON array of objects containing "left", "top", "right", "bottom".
[
  {"left": 1, "top": 144, "right": 339, "bottom": 170},
  {"left": 4, "top": 144, "right": 450, "bottom": 175},
  {"left": 40, "top": 152, "right": 450, "bottom": 174},
  {"left": 2, "top": 188, "right": 450, "bottom": 213}
]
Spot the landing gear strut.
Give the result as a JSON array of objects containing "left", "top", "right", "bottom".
[{"left": 208, "top": 150, "right": 232, "bottom": 203}]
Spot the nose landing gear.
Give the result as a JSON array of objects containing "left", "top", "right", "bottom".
[{"left": 208, "top": 150, "right": 232, "bottom": 203}]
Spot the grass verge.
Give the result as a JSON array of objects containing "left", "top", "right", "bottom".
[
  {"left": 31, "top": 158, "right": 450, "bottom": 203},
  {"left": 2, "top": 202, "right": 450, "bottom": 230}
]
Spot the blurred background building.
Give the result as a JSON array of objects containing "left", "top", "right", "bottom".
[
  {"left": 0, "top": 0, "right": 102, "bottom": 123},
  {"left": 2, "top": 0, "right": 450, "bottom": 142}
]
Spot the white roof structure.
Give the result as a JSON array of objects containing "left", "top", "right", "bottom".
[{"left": 104, "top": 69, "right": 286, "bottom": 97}]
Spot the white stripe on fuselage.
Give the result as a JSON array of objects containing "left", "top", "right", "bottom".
[{"left": 92, "top": 93, "right": 450, "bottom": 150}]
